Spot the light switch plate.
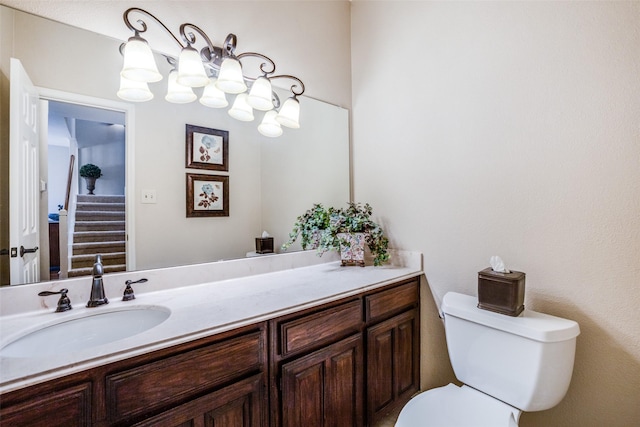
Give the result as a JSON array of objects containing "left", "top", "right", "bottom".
[{"left": 141, "top": 189, "right": 157, "bottom": 204}]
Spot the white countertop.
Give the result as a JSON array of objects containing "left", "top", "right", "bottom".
[{"left": 0, "top": 250, "right": 422, "bottom": 394}]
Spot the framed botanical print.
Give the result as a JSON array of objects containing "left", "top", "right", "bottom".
[
  {"left": 185, "top": 124, "right": 229, "bottom": 171},
  {"left": 186, "top": 173, "right": 229, "bottom": 217}
]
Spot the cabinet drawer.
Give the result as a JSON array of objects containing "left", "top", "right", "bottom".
[
  {"left": 277, "top": 299, "right": 362, "bottom": 358},
  {"left": 0, "top": 382, "right": 92, "bottom": 427},
  {"left": 106, "top": 329, "right": 265, "bottom": 423},
  {"left": 365, "top": 279, "right": 419, "bottom": 323}
]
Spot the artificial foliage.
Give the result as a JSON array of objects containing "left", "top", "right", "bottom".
[{"left": 283, "top": 202, "right": 390, "bottom": 266}]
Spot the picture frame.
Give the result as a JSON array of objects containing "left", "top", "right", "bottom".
[
  {"left": 185, "top": 124, "right": 229, "bottom": 171},
  {"left": 186, "top": 173, "right": 229, "bottom": 217}
]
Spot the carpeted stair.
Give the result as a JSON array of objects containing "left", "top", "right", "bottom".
[{"left": 68, "top": 195, "right": 126, "bottom": 277}]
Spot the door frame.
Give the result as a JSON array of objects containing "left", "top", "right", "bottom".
[{"left": 37, "top": 87, "right": 136, "bottom": 272}]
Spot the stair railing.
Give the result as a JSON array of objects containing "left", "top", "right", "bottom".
[
  {"left": 58, "top": 154, "right": 76, "bottom": 279},
  {"left": 63, "top": 154, "right": 74, "bottom": 211}
]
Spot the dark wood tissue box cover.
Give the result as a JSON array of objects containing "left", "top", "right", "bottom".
[
  {"left": 477, "top": 268, "right": 526, "bottom": 316},
  {"left": 255, "top": 237, "right": 274, "bottom": 254}
]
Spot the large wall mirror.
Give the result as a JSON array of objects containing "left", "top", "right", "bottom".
[{"left": 0, "top": 5, "right": 350, "bottom": 286}]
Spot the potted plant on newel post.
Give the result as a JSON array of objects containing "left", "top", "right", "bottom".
[{"left": 79, "top": 163, "right": 102, "bottom": 195}]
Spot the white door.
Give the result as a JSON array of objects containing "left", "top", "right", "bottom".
[{"left": 9, "top": 58, "right": 40, "bottom": 285}]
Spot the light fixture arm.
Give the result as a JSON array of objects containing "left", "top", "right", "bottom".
[
  {"left": 123, "top": 8, "right": 185, "bottom": 49},
  {"left": 179, "top": 23, "right": 219, "bottom": 63},
  {"left": 223, "top": 34, "right": 238, "bottom": 57},
  {"left": 269, "top": 74, "right": 306, "bottom": 97},
  {"left": 237, "top": 52, "right": 276, "bottom": 77},
  {"left": 118, "top": 7, "right": 306, "bottom": 135}
]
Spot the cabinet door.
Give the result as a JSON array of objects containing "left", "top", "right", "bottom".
[
  {"left": 0, "top": 382, "right": 91, "bottom": 427},
  {"left": 366, "top": 309, "right": 419, "bottom": 425},
  {"left": 281, "top": 334, "right": 363, "bottom": 427},
  {"left": 132, "top": 373, "right": 265, "bottom": 427}
]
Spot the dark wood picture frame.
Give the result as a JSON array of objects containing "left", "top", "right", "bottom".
[
  {"left": 185, "top": 124, "right": 229, "bottom": 171},
  {"left": 186, "top": 173, "right": 229, "bottom": 217}
]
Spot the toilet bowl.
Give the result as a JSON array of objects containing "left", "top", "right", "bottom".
[
  {"left": 396, "top": 384, "right": 519, "bottom": 427},
  {"left": 395, "top": 292, "right": 579, "bottom": 426}
]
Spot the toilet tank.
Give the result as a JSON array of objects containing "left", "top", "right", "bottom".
[{"left": 442, "top": 292, "right": 580, "bottom": 412}]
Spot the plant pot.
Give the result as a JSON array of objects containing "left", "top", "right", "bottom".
[
  {"left": 338, "top": 232, "right": 365, "bottom": 267},
  {"left": 84, "top": 177, "right": 97, "bottom": 195}
]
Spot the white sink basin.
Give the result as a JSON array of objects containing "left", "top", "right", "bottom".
[{"left": 0, "top": 307, "right": 170, "bottom": 358}]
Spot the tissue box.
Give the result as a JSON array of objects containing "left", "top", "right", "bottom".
[
  {"left": 255, "top": 237, "right": 274, "bottom": 254},
  {"left": 478, "top": 268, "right": 525, "bottom": 316}
]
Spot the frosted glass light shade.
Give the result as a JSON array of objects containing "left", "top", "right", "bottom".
[
  {"left": 117, "top": 76, "right": 154, "bottom": 102},
  {"left": 258, "top": 110, "right": 283, "bottom": 137},
  {"left": 200, "top": 78, "right": 228, "bottom": 108},
  {"left": 121, "top": 36, "right": 162, "bottom": 83},
  {"left": 276, "top": 97, "right": 300, "bottom": 129},
  {"left": 165, "top": 70, "right": 197, "bottom": 103},
  {"left": 247, "top": 76, "right": 274, "bottom": 111},
  {"left": 176, "top": 46, "right": 209, "bottom": 87},
  {"left": 228, "top": 93, "right": 254, "bottom": 121},
  {"left": 216, "top": 57, "right": 247, "bottom": 94}
]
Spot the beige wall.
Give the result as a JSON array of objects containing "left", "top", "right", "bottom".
[{"left": 351, "top": 1, "right": 640, "bottom": 426}]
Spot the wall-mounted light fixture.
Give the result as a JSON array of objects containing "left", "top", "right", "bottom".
[{"left": 116, "top": 8, "right": 305, "bottom": 137}]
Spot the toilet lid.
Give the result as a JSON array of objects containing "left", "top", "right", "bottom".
[{"left": 395, "top": 384, "right": 520, "bottom": 427}]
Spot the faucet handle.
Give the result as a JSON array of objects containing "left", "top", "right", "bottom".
[
  {"left": 38, "top": 288, "right": 72, "bottom": 313},
  {"left": 123, "top": 278, "right": 148, "bottom": 301}
]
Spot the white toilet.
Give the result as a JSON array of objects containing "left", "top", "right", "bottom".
[{"left": 396, "top": 292, "right": 580, "bottom": 427}]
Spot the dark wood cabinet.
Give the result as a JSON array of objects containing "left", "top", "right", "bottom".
[
  {"left": 271, "top": 278, "right": 420, "bottom": 427},
  {"left": 0, "top": 323, "right": 267, "bottom": 427},
  {"left": 281, "top": 334, "right": 363, "bottom": 427},
  {"left": 364, "top": 279, "right": 420, "bottom": 425},
  {"left": 366, "top": 309, "right": 419, "bottom": 425},
  {"left": 0, "top": 276, "right": 420, "bottom": 427}
]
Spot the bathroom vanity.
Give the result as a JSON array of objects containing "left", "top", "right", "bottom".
[{"left": 0, "top": 251, "right": 422, "bottom": 426}]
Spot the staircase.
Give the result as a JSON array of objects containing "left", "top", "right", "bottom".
[{"left": 68, "top": 195, "right": 126, "bottom": 277}]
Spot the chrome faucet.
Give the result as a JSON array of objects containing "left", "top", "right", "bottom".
[{"left": 87, "top": 254, "right": 109, "bottom": 307}]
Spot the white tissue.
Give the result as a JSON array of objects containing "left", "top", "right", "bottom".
[
  {"left": 490, "top": 255, "right": 510, "bottom": 273},
  {"left": 262, "top": 231, "right": 270, "bottom": 238}
]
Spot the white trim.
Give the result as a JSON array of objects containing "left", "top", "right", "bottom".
[{"left": 36, "top": 87, "right": 136, "bottom": 272}]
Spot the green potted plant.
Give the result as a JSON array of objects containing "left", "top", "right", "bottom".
[
  {"left": 282, "top": 203, "right": 331, "bottom": 251},
  {"left": 79, "top": 163, "right": 102, "bottom": 195},
  {"left": 323, "top": 202, "right": 390, "bottom": 267},
  {"left": 283, "top": 202, "right": 390, "bottom": 267}
]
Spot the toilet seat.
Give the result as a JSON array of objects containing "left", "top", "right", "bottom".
[{"left": 395, "top": 384, "right": 520, "bottom": 427}]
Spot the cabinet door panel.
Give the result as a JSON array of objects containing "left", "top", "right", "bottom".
[
  {"left": 396, "top": 318, "right": 417, "bottom": 396},
  {"left": 133, "top": 373, "right": 265, "bottom": 427},
  {"left": 281, "top": 334, "right": 363, "bottom": 427},
  {"left": 325, "top": 344, "right": 361, "bottom": 427},
  {"left": 367, "top": 326, "right": 395, "bottom": 412},
  {"left": 282, "top": 360, "right": 324, "bottom": 426},
  {"left": 366, "top": 309, "right": 419, "bottom": 425}
]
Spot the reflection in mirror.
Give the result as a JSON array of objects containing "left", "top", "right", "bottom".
[
  {"left": 0, "top": 4, "right": 350, "bottom": 287},
  {"left": 47, "top": 102, "right": 127, "bottom": 280}
]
